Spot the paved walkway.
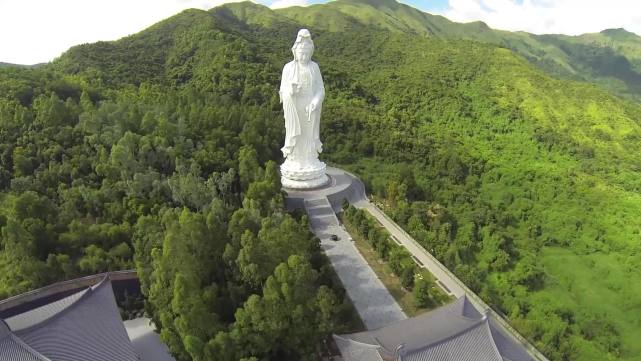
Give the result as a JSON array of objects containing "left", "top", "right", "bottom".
[
  {"left": 299, "top": 190, "right": 406, "bottom": 330},
  {"left": 305, "top": 197, "right": 407, "bottom": 330}
]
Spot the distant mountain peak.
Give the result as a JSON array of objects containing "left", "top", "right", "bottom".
[
  {"left": 467, "top": 20, "right": 490, "bottom": 31},
  {"left": 601, "top": 28, "right": 631, "bottom": 34},
  {"left": 212, "top": 1, "right": 293, "bottom": 27},
  {"left": 340, "top": 0, "right": 403, "bottom": 9},
  {"left": 215, "top": 1, "right": 270, "bottom": 11},
  {"left": 600, "top": 28, "right": 640, "bottom": 39}
]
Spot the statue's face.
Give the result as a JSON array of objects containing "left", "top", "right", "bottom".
[{"left": 295, "top": 42, "right": 313, "bottom": 63}]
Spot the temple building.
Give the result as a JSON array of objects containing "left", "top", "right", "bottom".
[
  {"left": 334, "top": 296, "right": 534, "bottom": 361},
  {"left": 0, "top": 275, "right": 139, "bottom": 361}
]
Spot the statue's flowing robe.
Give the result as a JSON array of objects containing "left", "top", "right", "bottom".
[{"left": 279, "top": 60, "right": 325, "bottom": 159}]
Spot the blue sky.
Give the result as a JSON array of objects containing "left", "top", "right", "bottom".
[
  {"left": 1, "top": 0, "right": 639, "bottom": 64},
  {"left": 260, "top": 0, "right": 450, "bottom": 12},
  {"left": 403, "top": 0, "right": 449, "bottom": 12}
]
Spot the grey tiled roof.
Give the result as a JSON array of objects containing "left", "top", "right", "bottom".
[
  {"left": 0, "top": 319, "right": 9, "bottom": 338},
  {"left": 4, "top": 288, "right": 89, "bottom": 331},
  {"left": 344, "top": 296, "right": 481, "bottom": 354},
  {"left": 333, "top": 335, "right": 383, "bottom": 361},
  {"left": 402, "top": 321, "right": 502, "bottom": 361},
  {"left": 1, "top": 276, "right": 139, "bottom": 361},
  {"left": 488, "top": 318, "right": 533, "bottom": 361},
  {"left": 0, "top": 336, "right": 50, "bottom": 361},
  {"left": 336, "top": 296, "right": 533, "bottom": 361},
  {"left": 0, "top": 320, "right": 50, "bottom": 361}
]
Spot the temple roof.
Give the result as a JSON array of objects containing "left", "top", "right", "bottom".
[
  {"left": 5, "top": 288, "right": 89, "bottom": 331},
  {"left": 333, "top": 335, "right": 384, "bottom": 361},
  {"left": 401, "top": 320, "right": 503, "bottom": 361},
  {"left": 335, "top": 296, "right": 533, "bottom": 361},
  {"left": 0, "top": 332, "right": 51, "bottom": 361},
  {"left": 0, "top": 276, "right": 139, "bottom": 361}
]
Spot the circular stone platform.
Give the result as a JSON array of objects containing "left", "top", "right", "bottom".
[{"left": 282, "top": 167, "right": 367, "bottom": 212}]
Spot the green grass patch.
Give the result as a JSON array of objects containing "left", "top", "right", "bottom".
[{"left": 539, "top": 248, "right": 641, "bottom": 360}]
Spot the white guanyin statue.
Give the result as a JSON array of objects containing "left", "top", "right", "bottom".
[{"left": 279, "top": 29, "right": 330, "bottom": 189}]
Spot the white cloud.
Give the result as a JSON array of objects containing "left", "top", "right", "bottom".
[
  {"left": 438, "top": 0, "right": 641, "bottom": 36},
  {"left": 0, "top": 0, "right": 254, "bottom": 64},
  {"left": 270, "top": 0, "right": 309, "bottom": 9}
]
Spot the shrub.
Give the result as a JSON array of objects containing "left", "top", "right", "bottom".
[
  {"left": 413, "top": 273, "right": 435, "bottom": 308},
  {"left": 400, "top": 266, "right": 415, "bottom": 289}
]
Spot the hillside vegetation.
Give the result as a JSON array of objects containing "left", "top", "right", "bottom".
[
  {"left": 0, "top": 31, "right": 357, "bottom": 361},
  {"left": 1, "top": 1, "right": 641, "bottom": 360},
  {"left": 278, "top": 0, "right": 641, "bottom": 101}
]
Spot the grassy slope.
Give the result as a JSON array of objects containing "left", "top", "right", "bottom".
[{"left": 540, "top": 247, "right": 641, "bottom": 361}]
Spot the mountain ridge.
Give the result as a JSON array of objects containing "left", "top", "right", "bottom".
[
  {"left": 268, "top": 0, "right": 641, "bottom": 100},
  {"left": 46, "top": 0, "right": 641, "bottom": 101},
  {"left": 0, "top": 62, "right": 42, "bottom": 68}
]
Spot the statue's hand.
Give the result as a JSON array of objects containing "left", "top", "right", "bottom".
[
  {"left": 308, "top": 100, "right": 318, "bottom": 113},
  {"left": 305, "top": 102, "right": 316, "bottom": 120}
]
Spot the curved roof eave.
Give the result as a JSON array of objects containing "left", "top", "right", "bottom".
[{"left": 6, "top": 275, "right": 111, "bottom": 333}]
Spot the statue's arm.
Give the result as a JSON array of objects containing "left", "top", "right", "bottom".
[
  {"left": 279, "top": 63, "right": 290, "bottom": 104},
  {"left": 278, "top": 63, "right": 292, "bottom": 103},
  {"left": 313, "top": 62, "right": 325, "bottom": 104}
]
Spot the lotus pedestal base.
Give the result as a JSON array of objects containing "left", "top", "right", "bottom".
[{"left": 281, "top": 159, "right": 330, "bottom": 190}]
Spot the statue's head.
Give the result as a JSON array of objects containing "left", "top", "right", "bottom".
[{"left": 292, "top": 29, "right": 314, "bottom": 64}]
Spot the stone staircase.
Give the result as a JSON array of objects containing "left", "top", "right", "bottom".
[{"left": 305, "top": 197, "right": 339, "bottom": 235}]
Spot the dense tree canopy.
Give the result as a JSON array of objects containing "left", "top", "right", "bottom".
[
  {"left": 1, "top": 1, "right": 641, "bottom": 360},
  {"left": 0, "top": 58, "right": 355, "bottom": 360}
]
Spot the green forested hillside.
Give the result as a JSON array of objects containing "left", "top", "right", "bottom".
[
  {"left": 1, "top": 1, "right": 641, "bottom": 361},
  {"left": 534, "top": 29, "right": 641, "bottom": 99},
  {"left": 278, "top": 0, "right": 641, "bottom": 101},
  {"left": 0, "top": 31, "right": 357, "bottom": 360},
  {"left": 329, "top": 32, "right": 641, "bottom": 361}
]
